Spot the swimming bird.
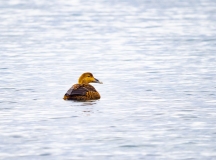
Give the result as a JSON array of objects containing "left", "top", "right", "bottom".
[{"left": 63, "top": 72, "right": 102, "bottom": 101}]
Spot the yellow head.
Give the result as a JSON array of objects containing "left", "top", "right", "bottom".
[{"left": 78, "top": 72, "right": 103, "bottom": 84}]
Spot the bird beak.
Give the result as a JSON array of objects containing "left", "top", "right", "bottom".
[{"left": 93, "top": 78, "right": 103, "bottom": 84}]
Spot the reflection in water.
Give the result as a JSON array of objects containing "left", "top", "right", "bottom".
[
  {"left": 66, "top": 100, "right": 99, "bottom": 115},
  {"left": 0, "top": 0, "right": 216, "bottom": 159},
  {"left": 81, "top": 101, "right": 97, "bottom": 106},
  {"left": 81, "top": 102, "right": 97, "bottom": 115}
]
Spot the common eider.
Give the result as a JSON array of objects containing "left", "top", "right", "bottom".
[{"left": 63, "top": 72, "right": 102, "bottom": 101}]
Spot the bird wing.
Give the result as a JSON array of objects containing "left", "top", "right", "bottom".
[{"left": 66, "top": 84, "right": 88, "bottom": 96}]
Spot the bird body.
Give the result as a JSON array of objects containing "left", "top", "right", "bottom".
[{"left": 63, "top": 72, "right": 102, "bottom": 101}]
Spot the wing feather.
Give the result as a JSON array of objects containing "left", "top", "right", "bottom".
[{"left": 66, "top": 85, "right": 88, "bottom": 96}]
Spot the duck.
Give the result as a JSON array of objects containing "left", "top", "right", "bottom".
[{"left": 63, "top": 72, "right": 103, "bottom": 101}]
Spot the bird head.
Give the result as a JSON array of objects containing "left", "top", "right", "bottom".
[{"left": 78, "top": 72, "right": 103, "bottom": 84}]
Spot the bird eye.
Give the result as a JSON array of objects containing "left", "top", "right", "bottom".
[{"left": 88, "top": 76, "right": 90, "bottom": 77}]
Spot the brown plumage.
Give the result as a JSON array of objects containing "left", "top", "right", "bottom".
[{"left": 63, "top": 72, "right": 102, "bottom": 101}]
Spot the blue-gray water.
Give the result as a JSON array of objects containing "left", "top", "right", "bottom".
[{"left": 0, "top": 0, "right": 216, "bottom": 159}]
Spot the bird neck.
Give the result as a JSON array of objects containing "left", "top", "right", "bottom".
[{"left": 78, "top": 78, "right": 89, "bottom": 84}]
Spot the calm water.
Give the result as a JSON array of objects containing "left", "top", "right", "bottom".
[{"left": 1, "top": 0, "right": 216, "bottom": 159}]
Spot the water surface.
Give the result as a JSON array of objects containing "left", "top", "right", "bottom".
[{"left": 0, "top": 0, "right": 216, "bottom": 159}]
